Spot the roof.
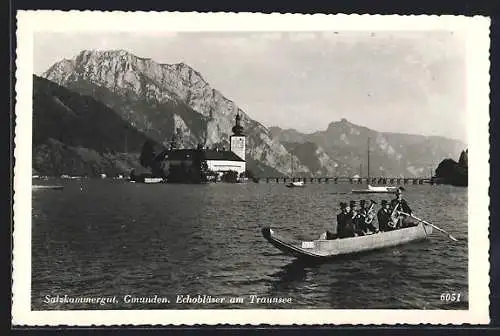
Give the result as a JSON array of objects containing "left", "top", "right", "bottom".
[
  {"left": 203, "top": 150, "right": 245, "bottom": 162},
  {"left": 159, "top": 149, "right": 245, "bottom": 162}
]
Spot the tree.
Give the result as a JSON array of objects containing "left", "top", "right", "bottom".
[
  {"left": 435, "top": 153, "right": 468, "bottom": 187},
  {"left": 200, "top": 158, "right": 210, "bottom": 182},
  {"left": 221, "top": 170, "right": 238, "bottom": 183},
  {"left": 242, "top": 169, "right": 259, "bottom": 183},
  {"left": 139, "top": 140, "right": 166, "bottom": 178},
  {"left": 435, "top": 159, "right": 458, "bottom": 179},
  {"left": 458, "top": 149, "right": 468, "bottom": 168},
  {"left": 139, "top": 140, "right": 156, "bottom": 168}
]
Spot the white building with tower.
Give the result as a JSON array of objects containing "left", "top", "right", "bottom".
[
  {"left": 206, "top": 112, "right": 246, "bottom": 176},
  {"left": 159, "top": 112, "right": 247, "bottom": 180}
]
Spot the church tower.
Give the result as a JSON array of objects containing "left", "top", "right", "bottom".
[{"left": 230, "top": 112, "right": 246, "bottom": 161}]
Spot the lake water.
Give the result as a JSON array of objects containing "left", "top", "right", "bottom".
[{"left": 31, "top": 179, "right": 468, "bottom": 310}]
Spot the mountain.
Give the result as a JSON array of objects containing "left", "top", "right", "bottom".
[
  {"left": 42, "top": 49, "right": 302, "bottom": 177},
  {"left": 32, "top": 75, "right": 156, "bottom": 177},
  {"left": 40, "top": 49, "right": 466, "bottom": 178},
  {"left": 270, "top": 118, "right": 466, "bottom": 177}
]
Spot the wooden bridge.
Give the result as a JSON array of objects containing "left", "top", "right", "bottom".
[{"left": 256, "top": 176, "right": 433, "bottom": 185}]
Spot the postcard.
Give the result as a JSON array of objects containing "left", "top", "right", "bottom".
[{"left": 13, "top": 11, "right": 490, "bottom": 325}]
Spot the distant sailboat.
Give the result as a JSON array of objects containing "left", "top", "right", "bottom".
[
  {"left": 352, "top": 137, "right": 397, "bottom": 194},
  {"left": 286, "top": 154, "right": 304, "bottom": 188}
]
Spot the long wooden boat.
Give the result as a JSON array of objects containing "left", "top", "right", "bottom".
[{"left": 261, "top": 223, "right": 432, "bottom": 259}]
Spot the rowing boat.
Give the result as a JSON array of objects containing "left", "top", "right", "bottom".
[{"left": 261, "top": 223, "right": 432, "bottom": 259}]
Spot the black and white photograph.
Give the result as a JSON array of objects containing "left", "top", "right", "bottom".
[{"left": 12, "top": 11, "right": 490, "bottom": 325}]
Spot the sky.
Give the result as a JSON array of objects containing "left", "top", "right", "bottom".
[{"left": 34, "top": 31, "right": 467, "bottom": 142}]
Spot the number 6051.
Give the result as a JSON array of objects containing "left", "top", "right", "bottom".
[{"left": 440, "top": 293, "right": 461, "bottom": 302}]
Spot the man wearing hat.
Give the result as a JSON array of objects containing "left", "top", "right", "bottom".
[
  {"left": 358, "top": 200, "right": 369, "bottom": 232},
  {"left": 336, "top": 202, "right": 355, "bottom": 238},
  {"left": 359, "top": 200, "right": 368, "bottom": 216},
  {"left": 348, "top": 200, "right": 365, "bottom": 236},
  {"left": 377, "top": 200, "right": 392, "bottom": 231},
  {"left": 359, "top": 199, "right": 379, "bottom": 234},
  {"left": 390, "top": 187, "right": 413, "bottom": 228}
]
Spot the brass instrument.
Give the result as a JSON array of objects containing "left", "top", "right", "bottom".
[
  {"left": 364, "top": 200, "right": 377, "bottom": 224},
  {"left": 355, "top": 200, "right": 377, "bottom": 223},
  {"left": 389, "top": 202, "right": 400, "bottom": 228}
]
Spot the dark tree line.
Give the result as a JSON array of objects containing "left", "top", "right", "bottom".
[{"left": 435, "top": 149, "right": 468, "bottom": 187}]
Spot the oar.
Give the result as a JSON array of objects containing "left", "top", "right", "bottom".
[{"left": 399, "top": 211, "right": 458, "bottom": 242}]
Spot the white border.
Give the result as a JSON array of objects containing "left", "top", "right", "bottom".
[{"left": 13, "top": 11, "right": 491, "bottom": 325}]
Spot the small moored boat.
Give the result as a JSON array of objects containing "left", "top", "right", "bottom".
[
  {"left": 286, "top": 153, "right": 305, "bottom": 188},
  {"left": 352, "top": 184, "right": 398, "bottom": 194},
  {"left": 32, "top": 185, "right": 64, "bottom": 190},
  {"left": 352, "top": 137, "right": 397, "bottom": 194},
  {"left": 286, "top": 181, "right": 305, "bottom": 188},
  {"left": 261, "top": 223, "right": 432, "bottom": 259},
  {"left": 144, "top": 177, "right": 164, "bottom": 184}
]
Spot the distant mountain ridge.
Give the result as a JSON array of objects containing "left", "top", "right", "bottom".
[
  {"left": 37, "top": 49, "right": 466, "bottom": 178},
  {"left": 270, "top": 118, "right": 466, "bottom": 177}
]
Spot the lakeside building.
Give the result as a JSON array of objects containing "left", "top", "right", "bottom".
[{"left": 156, "top": 113, "right": 247, "bottom": 182}]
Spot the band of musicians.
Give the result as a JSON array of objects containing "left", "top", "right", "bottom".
[{"left": 331, "top": 187, "right": 417, "bottom": 239}]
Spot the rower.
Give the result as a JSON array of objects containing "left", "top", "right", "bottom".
[
  {"left": 390, "top": 187, "right": 415, "bottom": 228},
  {"left": 336, "top": 202, "right": 355, "bottom": 238},
  {"left": 377, "top": 200, "right": 392, "bottom": 231}
]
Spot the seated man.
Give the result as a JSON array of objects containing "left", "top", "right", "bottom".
[
  {"left": 336, "top": 201, "right": 356, "bottom": 238},
  {"left": 359, "top": 200, "right": 368, "bottom": 216},
  {"left": 362, "top": 200, "right": 379, "bottom": 234},
  {"left": 390, "top": 187, "right": 412, "bottom": 214},
  {"left": 377, "top": 200, "right": 392, "bottom": 231},
  {"left": 390, "top": 187, "right": 417, "bottom": 228},
  {"left": 349, "top": 200, "right": 365, "bottom": 236}
]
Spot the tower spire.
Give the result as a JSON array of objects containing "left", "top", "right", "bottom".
[{"left": 232, "top": 112, "right": 244, "bottom": 136}]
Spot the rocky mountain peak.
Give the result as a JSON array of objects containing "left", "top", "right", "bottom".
[
  {"left": 327, "top": 118, "right": 347, "bottom": 130},
  {"left": 41, "top": 49, "right": 302, "bottom": 176},
  {"left": 40, "top": 49, "right": 465, "bottom": 178}
]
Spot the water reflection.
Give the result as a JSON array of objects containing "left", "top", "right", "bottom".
[{"left": 268, "top": 259, "right": 314, "bottom": 291}]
